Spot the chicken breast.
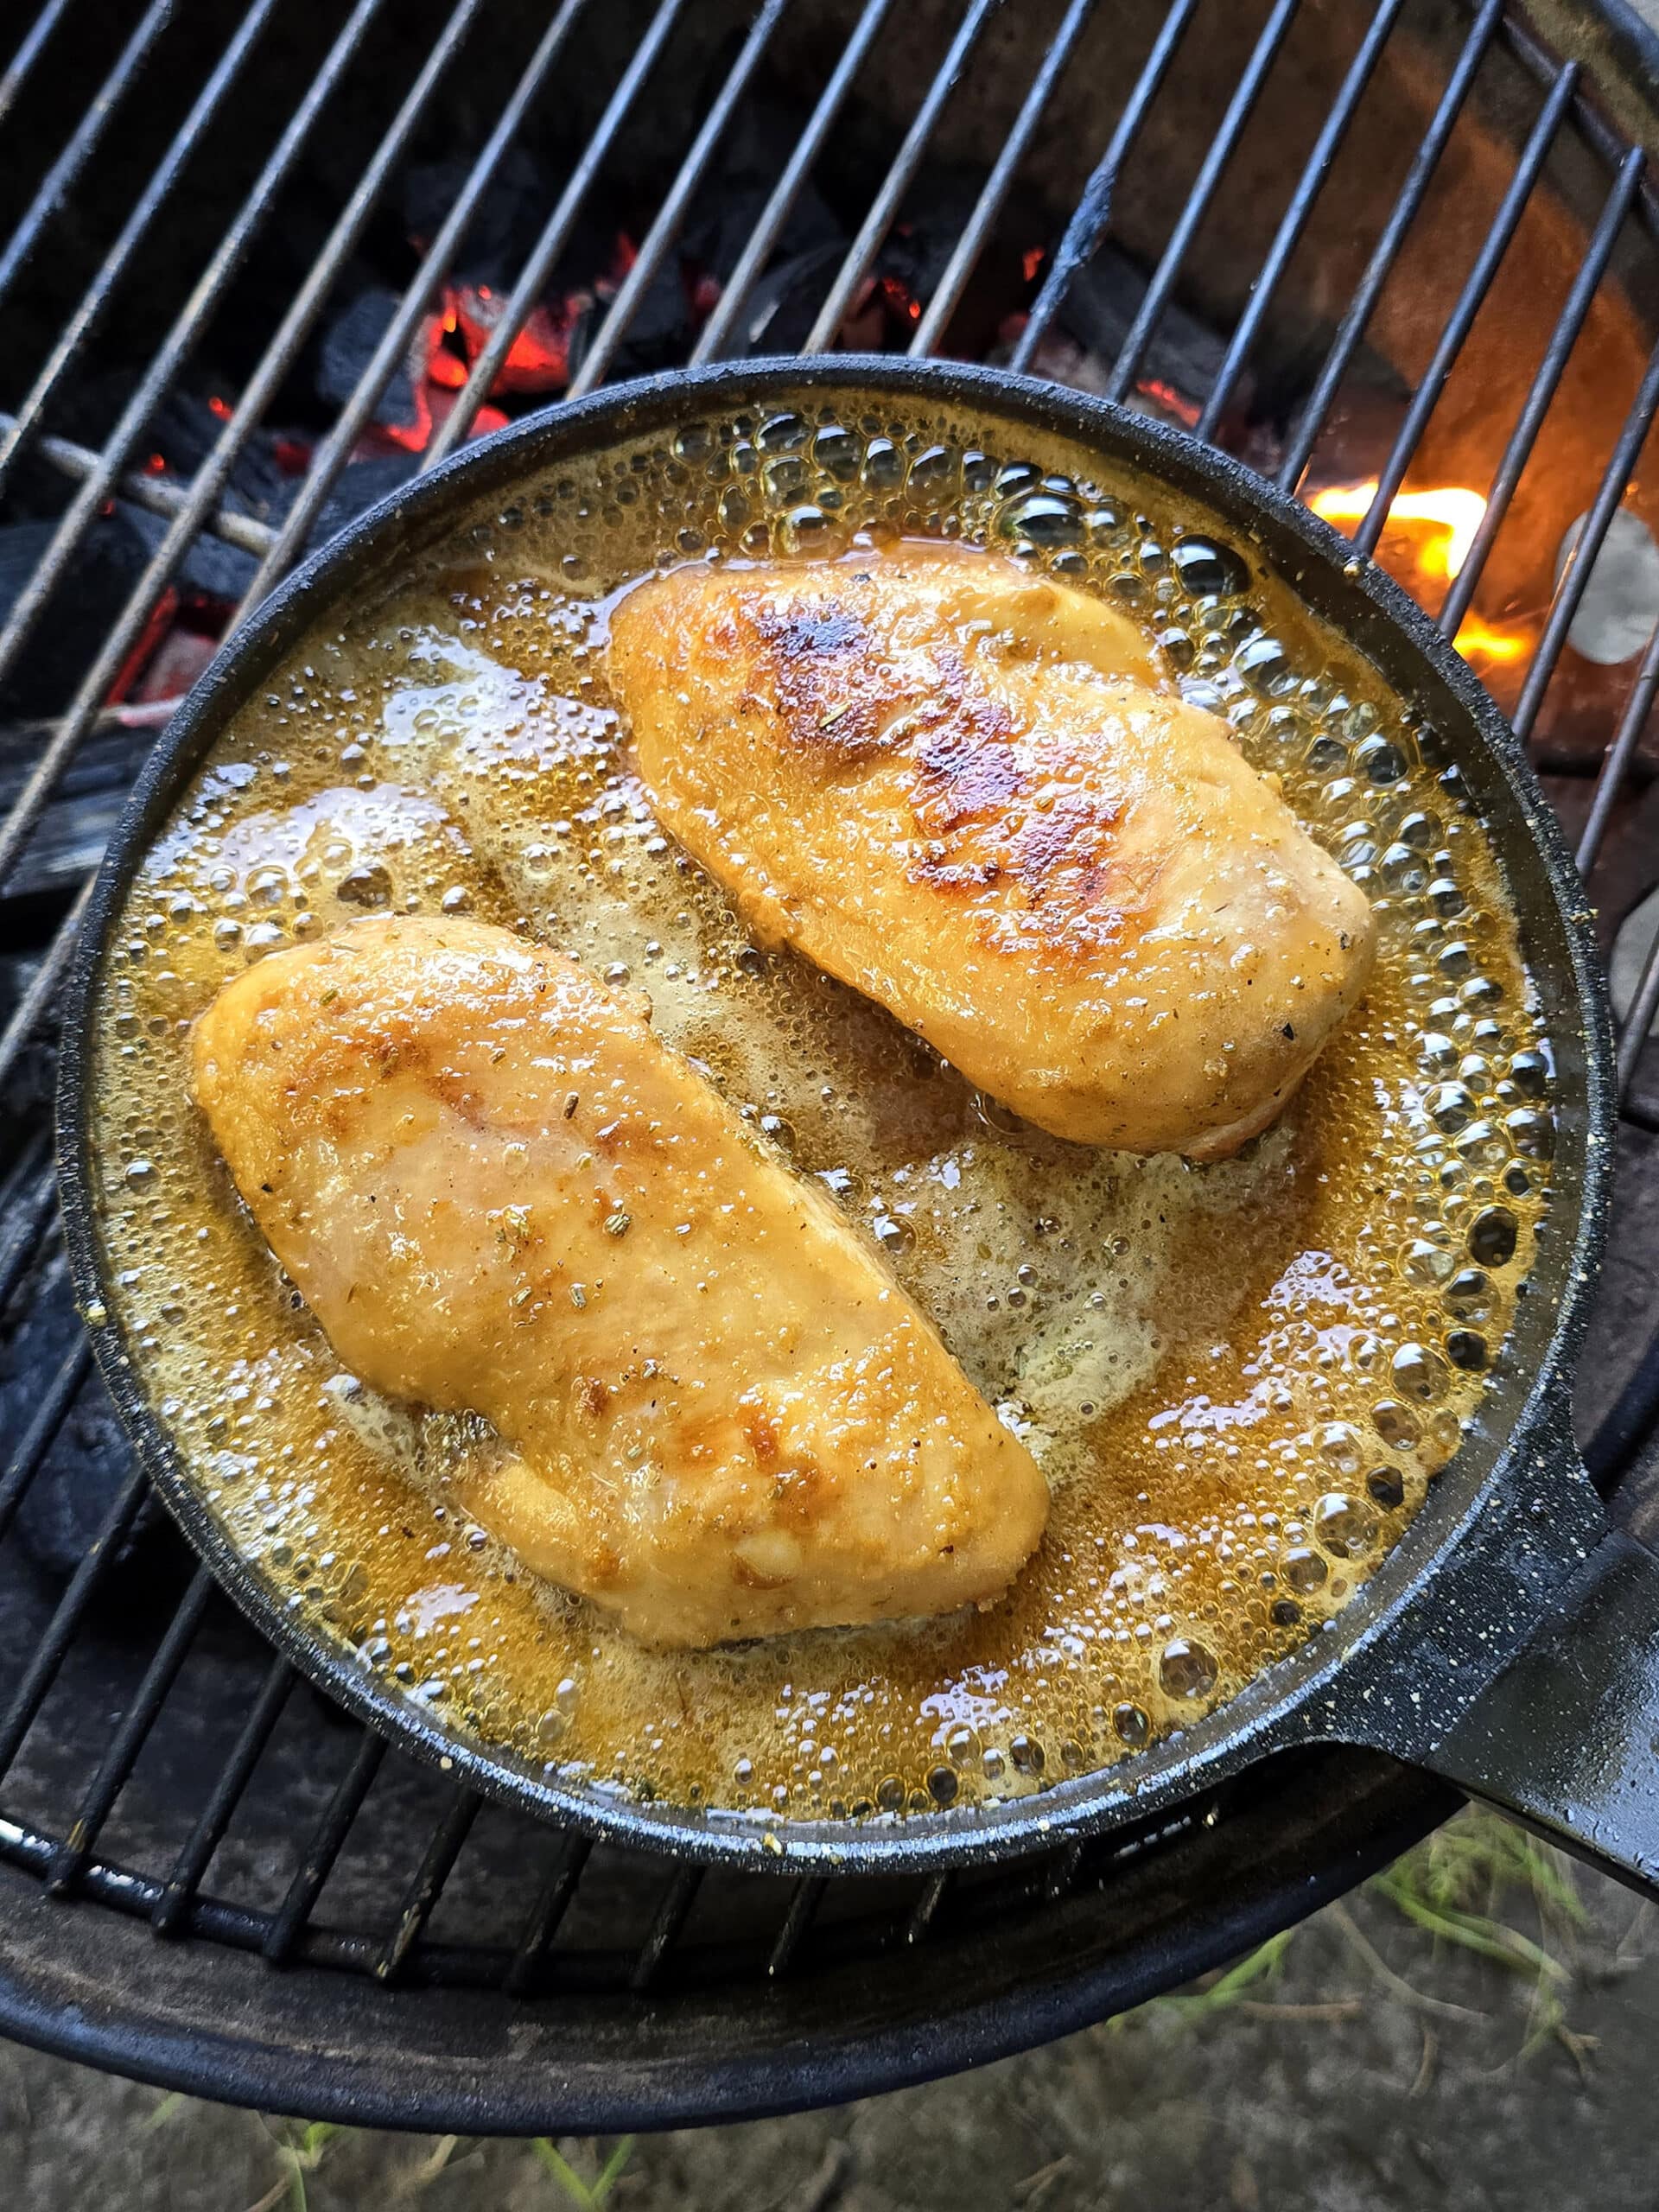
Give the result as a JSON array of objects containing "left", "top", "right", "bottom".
[
  {"left": 609, "top": 543, "right": 1374, "bottom": 1158},
  {"left": 190, "top": 914, "right": 1046, "bottom": 1646}
]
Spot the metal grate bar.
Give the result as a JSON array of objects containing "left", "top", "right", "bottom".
[
  {"left": 261, "top": 1730, "right": 386, "bottom": 1966},
  {"left": 1511, "top": 336, "right": 1659, "bottom": 743},
  {"left": 150, "top": 1656, "right": 293, "bottom": 1936},
  {"left": 1275, "top": 0, "right": 1503, "bottom": 493},
  {"left": 0, "top": 1342, "right": 91, "bottom": 1546},
  {"left": 43, "top": 1566, "right": 213, "bottom": 1896},
  {"left": 423, "top": 0, "right": 691, "bottom": 467},
  {"left": 909, "top": 0, "right": 1097, "bottom": 359},
  {"left": 0, "top": 410, "right": 276, "bottom": 556},
  {"left": 1436, "top": 145, "right": 1647, "bottom": 637},
  {"left": 1104, "top": 0, "right": 1301, "bottom": 406},
  {"left": 504, "top": 1833, "right": 592, "bottom": 1995},
  {"left": 230, "top": 0, "right": 592, "bottom": 618},
  {"left": 0, "top": 878, "right": 90, "bottom": 1096},
  {"left": 0, "top": 1464, "right": 150, "bottom": 1785},
  {"left": 0, "top": 0, "right": 483, "bottom": 902},
  {"left": 904, "top": 1870, "right": 950, "bottom": 1943},
  {"left": 564, "top": 0, "right": 792, "bottom": 401},
  {"left": 1352, "top": 60, "right": 1580, "bottom": 560},
  {"left": 1009, "top": 0, "right": 1198, "bottom": 376},
  {"left": 0, "top": 0, "right": 390, "bottom": 894},
  {"left": 1195, "top": 0, "right": 1405, "bottom": 442},
  {"left": 1618, "top": 926, "right": 1659, "bottom": 1098},
  {"left": 0, "top": 1147, "right": 59, "bottom": 1316},
  {"left": 1498, "top": 10, "right": 1659, "bottom": 247},
  {"left": 803, "top": 0, "right": 1001, "bottom": 357},
  {"left": 0, "top": 0, "right": 77, "bottom": 137},
  {"left": 690, "top": 0, "right": 897, "bottom": 365},
  {"left": 0, "top": 0, "right": 283, "bottom": 502},
  {"left": 372, "top": 1788, "right": 481, "bottom": 1984},
  {"left": 766, "top": 1874, "right": 826, "bottom": 1976},
  {"left": 629, "top": 1865, "right": 702, "bottom": 1992},
  {"left": 0, "top": 0, "right": 174, "bottom": 315},
  {"left": 1577, "top": 612, "right": 1659, "bottom": 878}
]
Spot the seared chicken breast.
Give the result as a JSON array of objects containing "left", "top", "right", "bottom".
[
  {"left": 609, "top": 544, "right": 1374, "bottom": 1158},
  {"left": 191, "top": 914, "right": 1047, "bottom": 1646}
]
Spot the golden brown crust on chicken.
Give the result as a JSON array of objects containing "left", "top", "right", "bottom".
[
  {"left": 190, "top": 914, "right": 1047, "bottom": 1645},
  {"left": 609, "top": 543, "right": 1375, "bottom": 1158}
]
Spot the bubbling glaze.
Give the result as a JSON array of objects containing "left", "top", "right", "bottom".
[{"left": 88, "top": 395, "right": 1552, "bottom": 1825}]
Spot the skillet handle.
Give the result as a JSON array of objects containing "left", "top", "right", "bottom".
[{"left": 1410, "top": 1520, "right": 1659, "bottom": 1899}]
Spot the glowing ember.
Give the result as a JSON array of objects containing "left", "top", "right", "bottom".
[
  {"left": 1309, "top": 480, "right": 1488, "bottom": 582},
  {"left": 1137, "top": 377, "right": 1201, "bottom": 430}
]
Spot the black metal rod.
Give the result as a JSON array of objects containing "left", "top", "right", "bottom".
[
  {"left": 565, "top": 0, "right": 792, "bottom": 400},
  {"left": 1009, "top": 0, "right": 1198, "bottom": 375},
  {"left": 504, "top": 1833, "right": 592, "bottom": 1995},
  {"left": 1618, "top": 931, "right": 1659, "bottom": 1100},
  {"left": 910, "top": 0, "right": 1098, "bottom": 359},
  {"left": 372, "top": 1789, "right": 481, "bottom": 1984},
  {"left": 1512, "top": 337, "right": 1659, "bottom": 744},
  {"left": 0, "top": 0, "right": 282, "bottom": 503},
  {"left": 0, "top": 0, "right": 388, "bottom": 862},
  {"left": 0, "top": 1340, "right": 90, "bottom": 1546},
  {"left": 629, "top": 1865, "right": 702, "bottom": 1992},
  {"left": 690, "top": 0, "right": 898, "bottom": 365},
  {"left": 0, "top": 876, "right": 89, "bottom": 1095},
  {"left": 0, "top": 1145, "right": 58, "bottom": 1316},
  {"left": 261, "top": 1729, "right": 387, "bottom": 1966},
  {"left": 423, "top": 0, "right": 690, "bottom": 467},
  {"left": 0, "top": 410, "right": 275, "bottom": 554},
  {"left": 1276, "top": 0, "right": 1503, "bottom": 493},
  {"left": 1497, "top": 8, "right": 1659, "bottom": 251},
  {"left": 149, "top": 1655, "right": 294, "bottom": 1937},
  {"left": 0, "top": 0, "right": 482, "bottom": 898},
  {"left": 766, "top": 1875, "right": 826, "bottom": 1977},
  {"left": 1105, "top": 0, "right": 1300, "bottom": 405},
  {"left": 1577, "top": 612, "right": 1659, "bottom": 878},
  {"left": 804, "top": 0, "right": 1003, "bottom": 357},
  {"left": 44, "top": 1567, "right": 213, "bottom": 1896},
  {"left": 0, "top": 1463, "right": 150, "bottom": 1785},
  {"left": 0, "top": 0, "right": 77, "bottom": 136},
  {"left": 1437, "top": 146, "right": 1646, "bottom": 639},
  {"left": 0, "top": 0, "right": 174, "bottom": 316},
  {"left": 1353, "top": 62, "right": 1580, "bottom": 562},
  {"left": 231, "top": 0, "right": 592, "bottom": 617},
  {"left": 1195, "top": 0, "right": 1404, "bottom": 441}
]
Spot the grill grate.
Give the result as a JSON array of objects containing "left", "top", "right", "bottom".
[{"left": 1, "top": 0, "right": 1658, "bottom": 2129}]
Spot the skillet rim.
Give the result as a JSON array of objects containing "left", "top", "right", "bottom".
[{"left": 54, "top": 355, "right": 1614, "bottom": 1874}]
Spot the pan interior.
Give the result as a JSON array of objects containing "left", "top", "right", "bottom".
[{"left": 82, "top": 376, "right": 1560, "bottom": 1836}]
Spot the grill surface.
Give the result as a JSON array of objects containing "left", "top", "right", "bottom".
[{"left": 3, "top": 0, "right": 1659, "bottom": 2133}]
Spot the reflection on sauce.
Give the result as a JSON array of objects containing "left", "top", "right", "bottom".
[{"left": 89, "top": 399, "right": 1551, "bottom": 1825}]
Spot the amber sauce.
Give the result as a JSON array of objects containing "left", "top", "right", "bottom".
[{"left": 89, "top": 397, "right": 1553, "bottom": 1823}]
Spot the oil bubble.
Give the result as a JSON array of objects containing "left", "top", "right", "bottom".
[
  {"left": 1313, "top": 1493, "right": 1377, "bottom": 1558},
  {"left": 1113, "top": 1702, "right": 1151, "bottom": 1747},
  {"left": 1159, "top": 1637, "right": 1218, "bottom": 1700},
  {"left": 1468, "top": 1207, "right": 1518, "bottom": 1266}
]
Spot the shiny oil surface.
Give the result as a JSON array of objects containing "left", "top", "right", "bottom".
[{"left": 88, "top": 395, "right": 1552, "bottom": 1826}]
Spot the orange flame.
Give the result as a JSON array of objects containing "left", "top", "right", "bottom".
[
  {"left": 1308, "top": 479, "right": 1531, "bottom": 677},
  {"left": 1450, "top": 613, "right": 1528, "bottom": 667},
  {"left": 1308, "top": 480, "right": 1488, "bottom": 582}
]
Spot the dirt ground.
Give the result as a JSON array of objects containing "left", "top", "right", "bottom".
[{"left": 3, "top": 1807, "right": 1657, "bottom": 2212}]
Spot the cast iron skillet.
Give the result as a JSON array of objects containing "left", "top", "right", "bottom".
[{"left": 56, "top": 359, "right": 1658, "bottom": 1893}]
